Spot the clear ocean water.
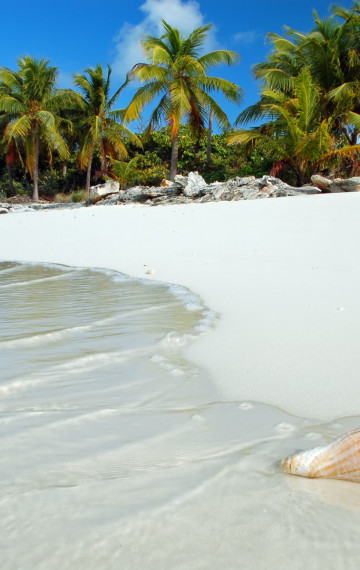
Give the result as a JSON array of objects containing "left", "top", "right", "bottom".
[
  {"left": 2, "top": 261, "right": 360, "bottom": 570},
  {"left": 0, "top": 261, "right": 216, "bottom": 413}
]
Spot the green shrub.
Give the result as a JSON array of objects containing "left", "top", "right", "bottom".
[
  {"left": 71, "top": 191, "right": 87, "bottom": 203},
  {"left": 38, "top": 172, "right": 65, "bottom": 198}
]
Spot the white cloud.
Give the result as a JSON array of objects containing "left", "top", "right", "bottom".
[
  {"left": 233, "top": 31, "right": 259, "bottom": 45},
  {"left": 139, "top": 0, "right": 203, "bottom": 32},
  {"left": 112, "top": 0, "right": 217, "bottom": 78}
]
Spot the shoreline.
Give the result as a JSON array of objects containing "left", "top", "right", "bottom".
[{"left": 1, "top": 192, "right": 360, "bottom": 420}]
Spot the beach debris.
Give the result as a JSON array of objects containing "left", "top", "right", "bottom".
[
  {"left": 311, "top": 174, "right": 360, "bottom": 193},
  {"left": 160, "top": 179, "right": 173, "bottom": 187},
  {"left": 311, "top": 174, "right": 332, "bottom": 192},
  {"left": 173, "top": 174, "right": 188, "bottom": 188},
  {"left": 281, "top": 428, "right": 360, "bottom": 482},
  {"left": 89, "top": 180, "right": 120, "bottom": 203},
  {"left": 97, "top": 173, "right": 321, "bottom": 206},
  {"left": 141, "top": 186, "right": 180, "bottom": 199},
  {"left": 13, "top": 170, "right": 360, "bottom": 212},
  {"left": 330, "top": 177, "right": 360, "bottom": 193},
  {"left": 182, "top": 171, "right": 207, "bottom": 197}
]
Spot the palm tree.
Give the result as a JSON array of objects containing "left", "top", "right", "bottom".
[
  {"left": 233, "top": 8, "right": 360, "bottom": 181},
  {"left": 73, "top": 64, "right": 141, "bottom": 194},
  {"left": 0, "top": 56, "right": 75, "bottom": 201},
  {"left": 122, "top": 20, "right": 242, "bottom": 180},
  {"left": 230, "top": 69, "right": 360, "bottom": 184},
  {"left": 0, "top": 126, "right": 18, "bottom": 197}
]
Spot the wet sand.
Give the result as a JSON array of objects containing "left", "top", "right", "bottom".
[{"left": 1, "top": 193, "right": 360, "bottom": 569}]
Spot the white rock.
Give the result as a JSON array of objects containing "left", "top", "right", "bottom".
[
  {"left": 311, "top": 174, "right": 331, "bottom": 192},
  {"left": 173, "top": 174, "right": 188, "bottom": 188},
  {"left": 89, "top": 180, "right": 120, "bottom": 203},
  {"left": 183, "top": 172, "right": 207, "bottom": 197},
  {"left": 330, "top": 177, "right": 360, "bottom": 192}
]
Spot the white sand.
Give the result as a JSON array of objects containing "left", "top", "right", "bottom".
[
  {"left": 1, "top": 193, "right": 360, "bottom": 418},
  {"left": 2, "top": 193, "right": 360, "bottom": 569}
]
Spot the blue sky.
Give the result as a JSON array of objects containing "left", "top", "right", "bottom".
[{"left": 0, "top": 0, "right": 354, "bottom": 129}]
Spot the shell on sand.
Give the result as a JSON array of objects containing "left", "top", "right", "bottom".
[{"left": 281, "top": 429, "right": 360, "bottom": 482}]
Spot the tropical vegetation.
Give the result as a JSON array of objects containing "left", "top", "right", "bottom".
[
  {"left": 122, "top": 20, "right": 242, "bottom": 179},
  {"left": 230, "top": 3, "right": 360, "bottom": 183},
  {"left": 73, "top": 64, "right": 141, "bottom": 193},
  {"left": 3, "top": 5, "right": 360, "bottom": 201},
  {"left": 0, "top": 57, "right": 77, "bottom": 201}
]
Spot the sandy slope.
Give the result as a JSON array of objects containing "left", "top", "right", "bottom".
[
  {"left": 3, "top": 193, "right": 360, "bottom": 570},
  {"left": 1, "top": 193, "right": 360, "bottom": 419}
]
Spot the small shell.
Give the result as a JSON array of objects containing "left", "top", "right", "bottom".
[{"left": 281, "top": 428, "right": 360, "bottom": 482}]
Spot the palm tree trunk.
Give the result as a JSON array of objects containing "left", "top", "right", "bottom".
[
  {"left": 206, "top": 109, "right": 214, "bottom": 165},
  {"left": 351, "top": 154, "right": 360, "bottom": 176},
  {"left": 6, "top": 162, "right": 16, "bottom": 197},
  {"left": 296, "top": 169, "right": 305, "bottom": 187},
  {"left": 101, "top": 141, "right": 107, "bottom": 172},
  {"left": 32, "top": 135, "right": 40, "bottom": 202},
  {"left": 170, "top": 135, "right": 179, "bottom": 180},
  {"left": 62, "top": 161, "right": 67, "bottom": 177},
  {"left": 85, "top": 156, "right": 93, "bottom": 195}
]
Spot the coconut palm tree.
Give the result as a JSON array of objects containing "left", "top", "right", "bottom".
[
  {"left": 233, "top": 8, "right": 360, "bottom": 180},
  {"left": 122, "top": 20, "right": 242, "bottom": 180},
  {"left": 230, "top": 69, "right": 360, "bottom": 184},
  {"left": 0, "top": 124, "right": 19, "bottom": 197},
  {"left": 0, "top": 56, "right": 76, "bottom": 201},
  {"left": 73, "top": 64, "right": 141, "bottom": 193}
]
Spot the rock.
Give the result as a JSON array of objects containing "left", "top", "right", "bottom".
[
  {"left": 258, "top": 175, "right": 281, "bottom": 187},
  {"left": 241, "top": 187, "right": 264, "bottom": 200},
  {"left": 142, "top": 186, "right": 180, "bottom": 198},
  {"left": 330, "top": 177, "right": 360, "bottom": 193},
  {"left": 222, "top": 176, "right": 255, "bottom": 191},
  {"left": 311, "top": 174, "right": 332, "bottom": 192},
  {"left": 89, "top": 180, "right": 120, "bottom": 203},
  {"left": 5, "top": 170, "right": 346, "bottom": 213},
  {"left": 275, "top": 184, "right": 320, "bottom": 197},
  {"left": 97, "top": 186, "right": 145, "bottom": 204},
  {"left": 297, "top": 186, "right": 322, "bottom": 194},
  {"left": 197, "top": 193, "right": 216, "bottom": 203},
  {"left": 160, "top": 179, "right": 173, "bottom": 187},
  {"left": 173, "top": 174, "right": 188, "bottom": 188},
  {"left": 96, "top": 185, "right": 181, "bottom": 205},
  {"left": 0, "top": 207, "right": 9, "bottom": 214},
  {"left": 183, "top": 172, "right": 208, "bottom": 197},
  {"left": 208, "top": 183, "right": 225, "bottom": 201}
]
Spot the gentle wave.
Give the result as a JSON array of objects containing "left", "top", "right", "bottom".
[
  {"left": 2, "top": 261, "right": 360, "bottom": 570},
  {"left": 0, "top": 303, "right": 175, "bottom": 349},
  {"left": 0, "top": 271, "right": 78, "bottom": 288}
]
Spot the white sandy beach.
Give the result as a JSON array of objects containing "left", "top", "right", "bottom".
[
  {"left": 1, "top": 193, "right": 360, "bottom": 569},
  {"left": 2, "top": 193, "right": 360, "bottom": 418}
]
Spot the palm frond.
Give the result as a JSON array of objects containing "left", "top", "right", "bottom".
[
  {"left": 235, "top": 101, "right": 268, "bottom": 126},
  {"left": 122, "top": 81, "right": 165, "bottom": 123},
  {"left": 346, "top": 111, "right": 360, "bottom": 131},
  {"left": 199, "top": 50, "right": 240, "bottom": 68},
  {"left": 5, "top": 115, "right": 31, "bottom": 138}
]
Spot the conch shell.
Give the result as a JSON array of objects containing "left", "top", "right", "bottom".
[{"left": 281, "top": 429, "right": 360, "bottom": 482}]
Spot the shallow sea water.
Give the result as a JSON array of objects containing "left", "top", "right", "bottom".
[{"left": 1, "top": 261, "right": 360, "bottom": 570}]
